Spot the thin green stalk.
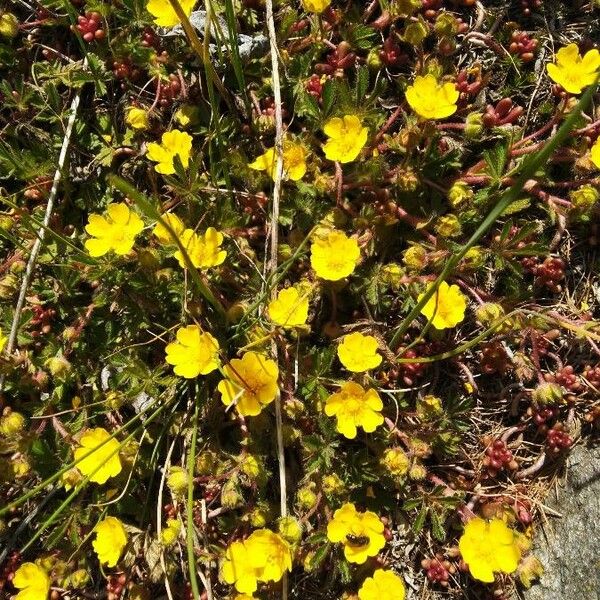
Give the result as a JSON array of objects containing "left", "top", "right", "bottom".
[
  {"left": 186, "top": 391, "right": 201, "bottom": 600},
  {"left": 389, "top": 77, "right": 599, "bottom": 351},
  {"left": 108, "top": 174, "right": 226, "bottom": 320}
]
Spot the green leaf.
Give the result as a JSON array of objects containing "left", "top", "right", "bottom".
[
  {"left": 413, "top": 505, "right": 427, "bottom": 534},
  {"left": 483, "top": 142, "right": 509, "bottom": 181},
  {"left": 430, "top": 510, "right": 446, "bottom": 542}
]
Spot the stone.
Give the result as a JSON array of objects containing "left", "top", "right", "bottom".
[{"left": 523, "top": 443, "right": 600, "bottom": 600}]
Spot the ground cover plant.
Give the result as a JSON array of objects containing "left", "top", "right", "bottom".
[{"left": 0, "top": 0, "right": 600, "bottom": 598}]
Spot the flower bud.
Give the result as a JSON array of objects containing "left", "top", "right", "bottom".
[
  {"left": 402, "top": 16, "right": 429, "bottom": 46},
  {"left": 0, "top": 13, "right": 19, "bottom": 39},
  {"left": 160, "top": 518, "right": 181, "bottom": 546},
  {"left": 46, "top": 355, "right": 72, "bottom": 379},
  {"left": 226, "top": 302, "right": 248, "bottom": 324},
  {"left": 532, "top": 382, "right": 563, "bottom": 406},
  {"left": 69, "top": 569, "right": 90, "bottom": 589},
  {"left": 394, "top": 167, "right": 419, "bottom": 192},
  {"left": 517, "top": 555, "right": 544, "bottom": 589},
  {"left": 381, "top": 263, "right": 405, "bottom": 289},
  {"left": 475, "top": 303, "right": 505, "bottom": 326},
  {"left": 459, "top": 246, "right": 487, "bottom": 270},
  {"left": 367, "top": 48, "right": 383, "bottom": 70},
  {"left": 465, "top": 112, "right": 484, "bottom": 139},
  {"left": 166, "top": 466, "right": 188, "bottom": 496},
  {"left": 278, "top": 516, "right": 303, "bottom": 545},
  {"left": 416, "top": 395, "right": 443, "bottom": 420},
  {"left": 248, "top": 506, "right": 270, "bottom": 527},
  {"left": 195, "top": 450, "right": 218, "bottom": 476},
  {"left": 381, "top": 447, "right": 410, "bottom": 477},
  {"left": 125, "top": 107, "right": 150, "bottom": 131},
  {"left": 12, "top": 454, "right": 31, "bottom": 477},
  {"left": 239, "top": 453, "right": 264, "bottom": 481},
  {"left": 403, "top": 244, "right": 427, "bottom": 271},
  {"left": 62, "top": 467, "right": 84, "bottom": 490},
  {"left": 408, "top": 462, "right": 427, "bottom": 480},
  {"left": 409, "top": 437, "right": 432, "bottom": 458},
  {"left": 435, "top": 13, "right": 459, "bottom": 36},
  {"left": 0, "top": 409, "right": 26, "bottom": 436},
  {"left": 296, "top": 484, "right": 317, "bottom": 509},
  {"left": 322, "top": 473, "right": 346, "bottom": 496},
  {"left": 448, "top": 181, "right": 474, "bottom": 209},
  {"left": 221, "top": 478, "right": 244, "bottom": 509},
  {"left": 435, "top": 214, "right": 462, "bottom": 238},
  {"left": 569, "top": 184, "right": 599, "bottom": 219},
  {"left": 0, "top": 274, "right": 18, "bottom": 298}
]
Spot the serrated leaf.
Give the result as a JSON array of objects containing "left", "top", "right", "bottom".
[
  {"left": 430, "top": 509, "right": 446, "bottom": 542},
  {"left": 355, "top": 65, "right": 369, "bottom": 102},
  {"left": 321, "top": 79, "right": 337, "bottom": 116},
  {"left": 483, "top": 142, "right": 509, "bottom": 180},
  {"left": 412, "top": 505, "right": 427, "bottom": 534},
  {"left": 502, "top": 197, "right": 531, "bottom": 215}
]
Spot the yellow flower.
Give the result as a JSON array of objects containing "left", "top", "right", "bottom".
[
  {"left": 267, "top": 287, "right": 309, "bottom": 327},
  {"left": 337, "top": 332, "right": 382, "bottom": 372},
  {"left": 165, "top": 325, "right": 220, "bottom": 378},
  {"left": 218, "top": 352, "right": 279, "bottom": 417},
  {"left": 546, "top": 44, "right": 600, "bottom": 95},
  {"left": 160, "top": 518, "right": 181, "bottom": 546},
  {"left": 590, "top": 137, "right": 600, "bottom": 169},
  {"left": 310, "top": 230, "right": 360, "bottom": 281},
  {"left": 173, "top": 227, "right": 227, "bottom": 269},
  {"left": 146, "top": 130, "right": 193, "bottom": 175},
  {"left": 153, "top": 212, "right": 186, "bottom": 245},
  {"left": 84, "top": 203, "right": 144, "bottom": 257},
  {"left": 418, "top": 281, "right": 467, "bottom": 330},
  {"left": 358, "top": 569, "right": 406, "bottom": 600},
  {"left": 405, "top": 74, "right": 459, "bottom": 120},
  {"left": 325, "top": 382, "right": 384, "bottom": 439},
  {"left": 222, "top": 540, "right": 261, "bottom": 594},
  {"left": 146, "top": 0, "right": 196, "bottom": 27},
  {"left": 93, "top": 516, "right": 128, "bottom": 567},
  {"left": 326, "top": 503, "right": 386, "bottom": 564},
  {"left": 322, "top": 115, "right": 369, "bottom": 163},
  {"left": 12, "top": 562, "right": 51, "bottom": 600},
  {"left": 301, "top": 0, "right": 331, "bottom": 13},
  {"left": 222, "top": 529, "right": 292, "bottom": 594},
  {"left": 73, "top": 428, "right": 122, "bottom": 484},
  {"left": 249, "top": 142, "right": 307, "bottom": 181},
  {"left": 246, "top": 529, "right": 292, "bottom": 583},
  {"left": 0, "top": 326, "right": 6, "bottom": 352},
  {"left": 458, "top": 517, "right": 521, "bottom": 583},
  {"left": 126, "top": 107, "right": 150, "bottom": 130}
]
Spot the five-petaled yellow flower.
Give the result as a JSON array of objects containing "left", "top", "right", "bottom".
[
  {"left": 337, "top": 332, "right": 382, "bottom": 372},
  {"left": 301, "top": 0, "right": 331, "bottom": 13},
  {"left": 326, "top": 502, "right": 386, "bottom": 564},
  {"left": 93, "top": 516, "right": 128, "bottom": 567},
  {"left": 310, "top": 230, "right": 360, "bottom": 281},
  {"left": 126, "top": 106, "right": 150, "bottom": 130},
  {"left": 249, "top": 142, "right": 307, "bottom": 181},
  {"left": 418, "top": 281, "right": 467, "bottom": 330},
  {"left": 405, "top": 74, "right": 459, "bottom": 120},
  {"left": 84, "top": 203, "right": 144, "bottom": 258},
  {"left": 165, "top": 324, "right": 220, "bottom": 378},
  {"left": 222, "top": 529, "right": 292, "bottom": 594},
  {"left": 74, "top": 427, "right": 122, "bottom": 484},
  {"left": 546, "top": 44, "right": 600, "bottom": 95},
  {"left": 218, "top": 352, "right": 279, "bottom": 416},
  {"left": 153, "top": 212, "right": 186, "bottom": 245},
  {"left": 12, "top": 562, "right": 51, "bottom": 600},
  {"left": 147, "top": 129, "right": 193, "bottom": 175},
  {"left": 591, "top": 138, "right": 600, "bottom": 169},
  {"left": 323, "top": 115, "right": 369, "bottom": 163},
  {"left": 173, "top": 227, "right": 227, "bottom": 269},
  {"left": 458, "top": 517, "right": 521, "bottom": 583},
  {"left": 325, "top": 381, "right": 384, "bottom": 439},
  {"left": 358, "top": 569, "right": 406, "bottom": 600},
  {"left": 146, "top": 0, "right": 196, "bottom": 27},
  {"left": 267, "top": 287, "right": 309, "bottom": 327}
]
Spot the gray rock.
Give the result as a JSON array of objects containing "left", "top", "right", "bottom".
[{"left": 523, "top": 443, "right": 600, "bottom": 600}]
